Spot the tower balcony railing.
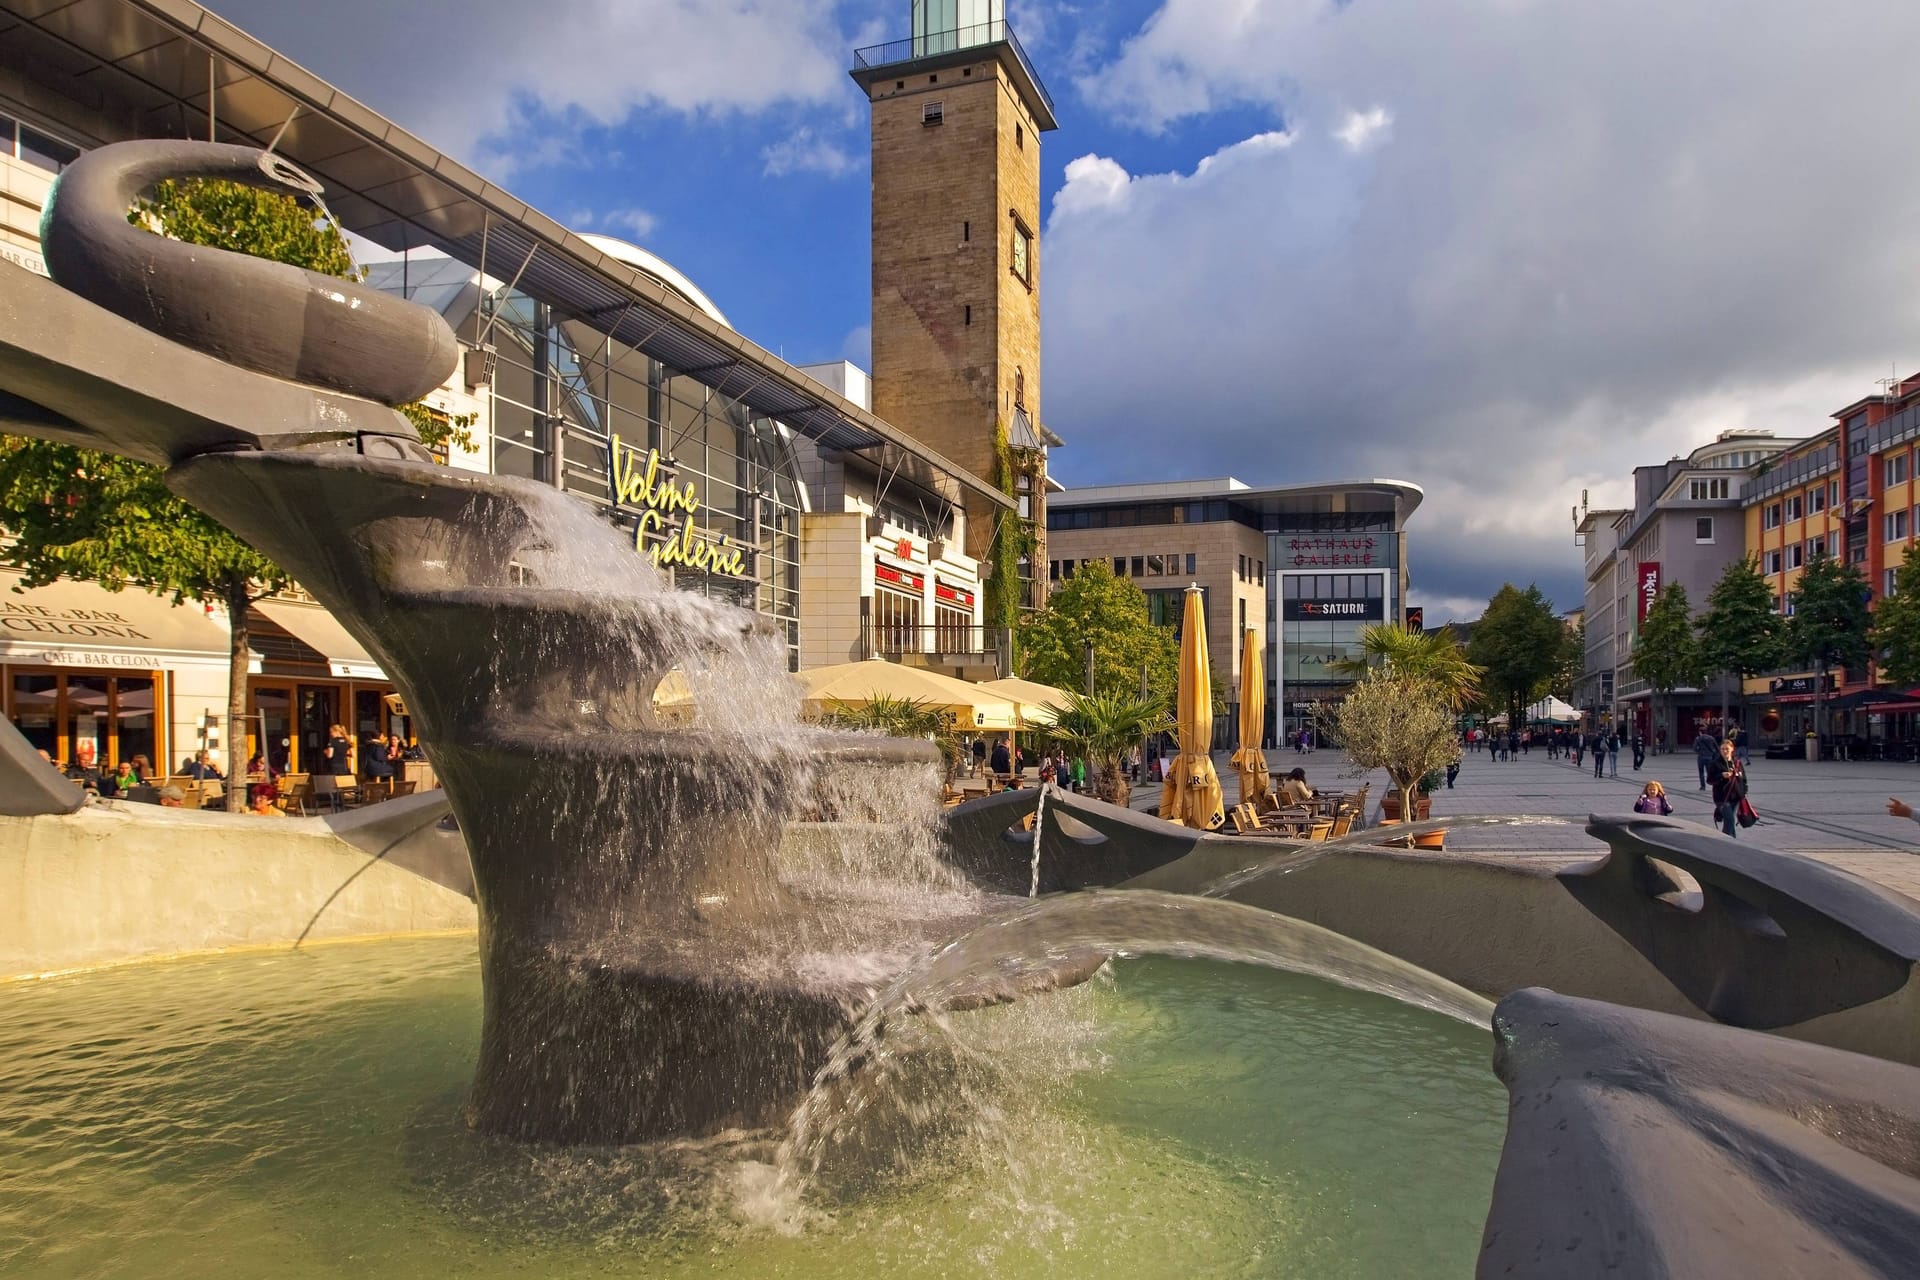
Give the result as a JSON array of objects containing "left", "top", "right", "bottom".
[{"left": 852, "top": 22, "right": 1055, "bottom": 118}]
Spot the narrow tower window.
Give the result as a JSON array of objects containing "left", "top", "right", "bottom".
[
  {"left": 962, "top": 220, "right": 969, "bottom": 242},
  {"left": 1016, "top": 124, "right": 1024, "bottom": 149},
  {"left": 965, "top": 304, "right": 972, "bottom": 326},
  {"left": 923, "top": 100, "right": 944, "bottom": 126}
]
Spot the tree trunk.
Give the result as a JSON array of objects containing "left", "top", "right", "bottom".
[{"left": 225, "top": 574, "right": 251, "bottom": 813}]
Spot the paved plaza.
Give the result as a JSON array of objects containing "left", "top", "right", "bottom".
[{"left": 1152, "top": 744, "right": 1920, "bottom": 901}]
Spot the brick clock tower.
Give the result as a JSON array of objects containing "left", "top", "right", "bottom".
[{"left": 851, "top": 1, "right": 1057, "bottom": 609}]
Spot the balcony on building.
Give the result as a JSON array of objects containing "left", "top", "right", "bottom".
[{"left": 850, "top": 1, "right": 1058, "bottom": 131}]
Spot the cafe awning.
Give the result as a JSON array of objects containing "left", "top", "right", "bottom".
[
  {"left": 252, "top": 602, "right": 386, "bottom": 681},
  {"left": 0, "top": 572, "right": 231, "bottom": 669}
]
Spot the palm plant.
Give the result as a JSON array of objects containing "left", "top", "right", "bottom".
[
  {"left": 1052, "top": 691, "right": 1174, "bottom": 805},
  {"left": 818, "top": 695, "right": 963, "bottom": 785},
  {"left": 1331, "top": 622, "right": 1484, "bottom": 711}
]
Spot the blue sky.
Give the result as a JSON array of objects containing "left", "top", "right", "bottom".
[{"left": 208, "top": 0, "right": 1920, "bottom": 622}]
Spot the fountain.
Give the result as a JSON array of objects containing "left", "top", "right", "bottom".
[{"left": 7, "top": 138, "right": 1920, "bottom": 1274}]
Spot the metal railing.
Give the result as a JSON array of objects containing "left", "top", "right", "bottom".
[
  {"left": 852, "top": 22, "right": 1055, "bottom": 117},
  {"left": 862, "top": 624, "right": 1010, "bottom": 670}
]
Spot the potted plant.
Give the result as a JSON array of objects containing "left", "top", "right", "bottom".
[{"left": 1335, "top": 671, "right": 1460, "bottom": 844}]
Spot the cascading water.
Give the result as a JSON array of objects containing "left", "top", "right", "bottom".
[{"left": 1028, "top": 781, "right": 1050, "bottom": 898}]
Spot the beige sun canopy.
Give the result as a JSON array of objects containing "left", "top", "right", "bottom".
[
  {"left": 0, "top": 571, "right": 232, "bottom": 669},
  {"left": 253, "top": 601, "right": 386, "bottom": 681}
]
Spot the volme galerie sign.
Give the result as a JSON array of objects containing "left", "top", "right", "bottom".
[
  {"left": 1637, "top": 562, "right": 1661, "bottom": 622},
  {"left": 608, "top": 435, "right": 751, "bottom": 580},
  {"left": 1283, "top": 598, "right": 1385, "bottom": 622}
]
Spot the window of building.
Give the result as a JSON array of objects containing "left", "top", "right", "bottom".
[
  {"left": 1695, "top": 516, "right": 1714, "bottom": 543},
  {"left": 1783, "top": 495, "right": 1802, "bottom": 521},
  {"left": 1764, "top": 549, "right": 1782, "bottom": 574},
  {"left": 1889, "top": 454, "right": 1911, "bottom": 487},
  {"left": 922, "top": 100, "right": 944, "bottom": 126},
  {"left": 1787, "top": 544, "right": 1804, "bottom": 570},
  {"left": 1257, "top": 559, "right": 1264, "bottom": 579},
  {"left": 1010, "top": 216, "right": 1033, "bottom": 286},
  {"left": 1, "top": 116, "right": 82, "bottom": 173},
  {"left": 1145, "top": 554, "right": 1164, "bottom": 576},
  {"left": 1806, "top": 534, "right": 1827, "bottom": 560},
  {"left": 1049, "top": 559, "right": 1060, "bottom": 581},
  {"left": 1113, "top": 557, "right": 1125, "bottom": 576},
  {"left": 1689, "top": 477, "right": 1729, "bottom": 500},
  {"left": 1809, "top": 485, "right": 1826, "bottom": 513},
  {"left": 872, "top": 584, "right": 923, "bottom": 655},
  {"left": 1763, "top": 503, "right": 1781, "bottom": 530},
  {"left": 1016, "top": 123, "right": 1024, "bottom": 149},
  {"left": 1131, "top": 556, "right": 1144, "bottom": 577},
  {"left": 1186, "top": 553, "right": 1197, "bottom": 575},
  {"left": 1888, "top": 568, "right": 1901, "bottom": 598},
  {"left": 1888, "top": 509, "right": 1910, "bottom": 543}
]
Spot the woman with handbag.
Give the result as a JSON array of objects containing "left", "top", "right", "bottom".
[{"left": 1707, "top": 738, "right": 1749, "bottom": 838}]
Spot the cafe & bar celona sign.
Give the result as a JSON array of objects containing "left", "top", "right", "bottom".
[{"left": 608, "top": 435, "right": 750, "bottom": 580}]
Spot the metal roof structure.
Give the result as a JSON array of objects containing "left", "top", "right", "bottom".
[
  {"left": 1051, "top": 476, "right": 1425, "bottom": 521},
  {"left": 0, "top": 0, "right": 1011, "bottom": 513}
]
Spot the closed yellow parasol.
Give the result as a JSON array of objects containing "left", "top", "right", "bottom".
[
  {"left": 1158, "top": 585, "right": 1224, "bottom": 829},
  {"left": 1230, "top": 626, "right": 1269, "bottom": 811}
]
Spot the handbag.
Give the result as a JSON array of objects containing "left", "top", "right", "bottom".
[{"left": 1736, "top": 797, "right": 1759, "bottom": 828}]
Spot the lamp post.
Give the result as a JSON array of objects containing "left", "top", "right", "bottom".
[{"left": 1084, "top": 639, "right": 1095, "bottom": 696}]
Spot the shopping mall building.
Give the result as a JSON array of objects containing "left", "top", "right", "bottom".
[
  {"left": 1046, "top": 477, "right": 1423, "bottom": 745},
  {"left": 0, "top": 0, "right": 1022, "bottom": 773}
]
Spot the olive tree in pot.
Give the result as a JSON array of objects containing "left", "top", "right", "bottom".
[{"left": 1335, "top": 670, "right": 1462, "bottom": 829}]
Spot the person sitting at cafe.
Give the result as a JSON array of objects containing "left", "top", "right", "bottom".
[
  {"left": 156, "top": 784, "right": 186, "bottom": 808},
  {"left": 184, "top": 749, "right": 224, "bottom": 781},
  {"left": 246, "top": 752, "right": 279, "bottom": 782},
  {"left": 99, "top": 759, "right": 139, "bottom": 798},
  {"left": 65, "top": 741, "right": 102, "bottom": 791},
  {"left": 249, "top": 785, "right": 286, "bottom": 818},
  {"left": 1278, "top": 767, "right": 1315, "bottom": 807},
  {"left": 363, "top": 731, "right": 397, "bottom": 781}
]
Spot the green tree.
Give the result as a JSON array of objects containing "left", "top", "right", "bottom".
[
  {"left": 0, "top": 178, "right": 467, "bottom": 808},
  {"left": 1698, "top": 557, "right": 1784, "bottom": 725},
  {"left": 1052, "top": 691, "right": 1173, "bottom": 805},
  {"left": 1017, "top": 560, "right": 1180, "bottom": 709},
  {"left": 1872, "top": 553, "right": 1920, "bottom": 688},
  {"left": 1465, "top": 584, "right": 1564, "bottom": 728},
  {"left": 1329, "top": 621, "right": 1483, "bottom": 711},
  {"left": 1633, "top": 583, "right": 1704, "bottom": 745},
  {"left": 1789, "top": 548, "right": 1872, "bottom": 752},
  {"left": 1334, "top": 670, "right": 1461, "bottom": 828},
  {"left": 1551, "top": 621, "right": 1585, "bottom": 701}
]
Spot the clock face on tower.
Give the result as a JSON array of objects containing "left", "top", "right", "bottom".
[{"left": 1011, "top": 222, "right": 1031, "bottom": 285}]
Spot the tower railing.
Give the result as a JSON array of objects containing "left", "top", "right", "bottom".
[{"left": 852, "top": 22, "right": 1055, "bottom": 118}]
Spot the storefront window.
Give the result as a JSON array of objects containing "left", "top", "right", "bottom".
[{"left": 5, "top": 670, "right": 160, "bottom": 768}]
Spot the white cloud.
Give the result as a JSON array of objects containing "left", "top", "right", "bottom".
[
  {"left": 1333, "top": 105, "right": 1391, "bottom": 151},
  {"left": 1046, "top": 0, "right": 1920, "bottom": 612},
  {"left": 761, "top": 127, "right": 861, "bottom": 179},
  {"left": 205, "top": 0, "right": 855, "bottom": 166},
  {"left": 599, "top": 207, "right": 660, "bottom": 240}
]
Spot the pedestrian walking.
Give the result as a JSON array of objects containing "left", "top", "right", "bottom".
[
  {"left": 1592, "top": 733, "right": 1606, "bottom": 778},
  {"left": 1707, "top": 739, "right": 1748, "bottom": 838},
  {"left": 1631, "top": 733, "right": 1646, "bottom": 771},
  {"left": 1633, "top": 780, "right": 1673, "bottom": 815},
  {"left": 1573, "top": 735, "right": 1584, "bottom": 768},
  {"left": 1607, "top": 733, "right": 1620, "bottom": 778},
  {"left": 1693, "top": 726, "right": 1718, "bottom": 791}
]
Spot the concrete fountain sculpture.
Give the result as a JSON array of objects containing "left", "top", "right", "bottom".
[
  {"left": 7, "top": 138, "right": 1920, "bottom": 1275},
  {"left": 2, "top": 139, "right": 1081, "bottom": 1143}
]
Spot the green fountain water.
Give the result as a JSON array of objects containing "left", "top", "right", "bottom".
[{"left": 0, "top": 936, "right": 1503, "bottom": 1279}]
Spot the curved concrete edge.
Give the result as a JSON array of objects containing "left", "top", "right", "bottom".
[
  {"left": 1482, "top": 988, "right": 1920, "bottom": 1279},
  {"left": 0, "top": 800, "right": 476, "bottom": 979},
  {"left": 0, "top": 714, "right": 84, "bottom": 817},
  {"left": 324, "top": 790, "right": 474, "bottom": 898}
]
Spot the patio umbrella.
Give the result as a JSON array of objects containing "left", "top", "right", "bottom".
[
  {"left": 977, "top": 677, "right": 1072, "bottom": 728},
  {"left": 795, "top": 657, "right": 1018, "bottom": 730},
  {"left": 1158, "top": 585, "right": 1224, "bottom": 830},
  {"left": 1229, "top": 626, "right": 1269, "bottom": 811}
]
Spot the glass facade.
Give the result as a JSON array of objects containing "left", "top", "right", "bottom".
[
  {"left": 375, "top": 263, "right": 807, "bottom": 666},
  {"left": 1268, "top": 510, "right": 1401, "bottom": 739}
]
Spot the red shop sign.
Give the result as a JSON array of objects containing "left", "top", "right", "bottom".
[
  {"left": 935, "top": 581, "right": 974, "bottom": 608},
  {"left": 875, "top": 563, "right": 924, "bottom": 592}
]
